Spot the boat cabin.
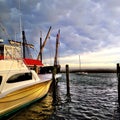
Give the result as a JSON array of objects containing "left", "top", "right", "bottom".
[
  {"left": 0, "top": 42, "right": 43, "bottom": 70},
  {"left": 0, "top": 44, "right": 21, "bottom": 60}
]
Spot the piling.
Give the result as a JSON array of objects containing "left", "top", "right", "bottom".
[
  {"left": 66, "top": 64, "right": 70, "bottom": 96},
  {"left": 117, "top": 63, "right": 120, "bottom": 105},
  {"left": 52, "top": 67, "right": 57, "bottom": 104}
]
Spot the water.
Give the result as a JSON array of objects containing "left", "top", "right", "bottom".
[{"left": 9, "top": 73, "right": 120, "bottom": 120}]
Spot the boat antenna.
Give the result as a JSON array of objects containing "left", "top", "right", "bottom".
[
  {"left": 19, "top": 0, "right": 23, "bottom": 58},
  {"left": 19, "top": 0, "right": 22, "bottom": 37}
]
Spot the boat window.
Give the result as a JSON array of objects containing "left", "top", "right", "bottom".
[
  {"left": 0, "top": 76, "right": 2, "bottom": 85},
  {"left": 7, "top": 72, "right": 32, "bottom": 83}
]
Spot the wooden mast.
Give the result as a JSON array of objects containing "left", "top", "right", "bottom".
[
  {"left": 37, "top": 26, "right": 52, "bottom": 60},
  {"left": 54, "top": 29, "right": 60, "bottom": 66},
  {"left": 21, "top": 30, "right": 34, "bottom": 59},
  {"left": 79, "top": 55, "right": 81, "bottom": 71},
  {"left": 40, "top": 31, "right": 42, "bottom": 61},
  {"left": 22, "top": 30, "right": 26, "bottom": 58}
]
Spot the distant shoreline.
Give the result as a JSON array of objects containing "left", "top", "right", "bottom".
[{"left": 61, "top": 68, "right": 116, "bottom": 73}]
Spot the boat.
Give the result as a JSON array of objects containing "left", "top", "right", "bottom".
[
  {"left": 39, "top": 28, "right": 61, "bottom": 75},
  {"left": 0, "top": 29, "right": 61, "bottom": 118},
  {"left": 76, "top": 71, "right": 88, "bottom": 75},
  {"left": 76, "top": 55, "right": 88, "bottom": 75}
]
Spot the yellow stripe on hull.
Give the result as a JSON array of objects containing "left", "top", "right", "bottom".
[{"left": 0, "top": 80, "right": 52, "bottom": 116}]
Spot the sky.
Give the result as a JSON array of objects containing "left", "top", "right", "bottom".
[{"left": 0, "top": 0, "right": 120, "bottom": 69}]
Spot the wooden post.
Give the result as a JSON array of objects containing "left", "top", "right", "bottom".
[
  {"left": 117, "top": 63, "right": 120, "bottom": 105},
  {"left": 52, "top": 67, "right": 57, "bottom": 105},
  {"left": 117, "top": 63, "right": 120, "bottom": 77},
  {"left": 66, "top": 64, "right": 70, "bottom": 96}
]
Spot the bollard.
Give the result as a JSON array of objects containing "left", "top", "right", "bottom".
[
  {"left": 117, "top": 63, "right": 120, "bottom": 105},
  {"left": 66, "top": 64, "right": 70, "bottom": 96}
]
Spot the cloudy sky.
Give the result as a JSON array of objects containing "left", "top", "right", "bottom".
[{"left": 0, "top": 0, "right": 120, "bottom": 69}]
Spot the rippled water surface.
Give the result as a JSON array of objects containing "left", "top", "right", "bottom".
[{"left": 9, "top": 73, "right": 120, "bottom": 120}]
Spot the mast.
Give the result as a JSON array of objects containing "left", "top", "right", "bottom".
[
  {"left": 79, "top": 55, "right": 81, "bottom": 71},
  {"left": 54, "top": 29, "right": 60, "bottom": 66},
  {"left": 40, "top": 31, "right": 42, "bottom": 61},
  {"left": 22, "top": 30, "right": 26, "bottom": 58},
  {"left": 37, "top": 26, "right": 52, "bottom": 60}
]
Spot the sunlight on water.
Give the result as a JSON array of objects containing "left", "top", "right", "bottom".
[{"left": 10, "top": 73, "right": 120, "bottom": 120}]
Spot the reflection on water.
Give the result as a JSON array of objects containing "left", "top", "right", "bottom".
[
  {"left": 9, "top": 73, "right": 120, "bottom": 120},
  {"left": 10, "top": 93, "right": 54, "bottom": 120}
]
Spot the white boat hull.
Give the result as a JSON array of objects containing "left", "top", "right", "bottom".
[
  {"left": 0, "top": 60, "right": 62, "bottom": 118},
  {"left": 0, "top": 80, "right": 51, "bottom": 117}
]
